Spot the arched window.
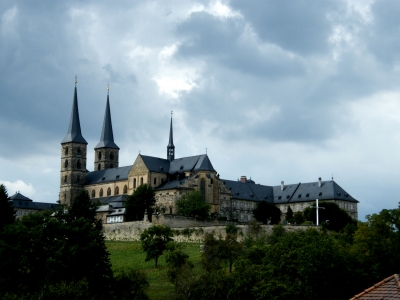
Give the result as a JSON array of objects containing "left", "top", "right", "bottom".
[
  {"left": 110, "top": 152, "right": 114, "bottom": 160},
  {"left": 77, "top": 160, "right": 81, "bottom": 169},
  {"left": 161, "top": 178, "right": 164, "bottom": 183},
  {"left": 107, "top": 187, "right": 111, "bottom": 196},
  {"left": 98, "top": 163, "right": 101, "bottom": 170},
  {"left": 63, "top": 175, "right": 67, "bottom": 183},
  {"left": 115, "top": 186, "right": 119, "bottom": 195},
  {"left": 123, "top": 185, "right": 127, "bottom": 194},
  {"left": 64, "top": 193, "right": 66, "bottom": 201},
  {"left": 140, "top": 177, "right": 143, "bottom": 185},
  {"left": 64, "top": 159, "right": 68, "bottom": 168},
  {"left": 100, "top": 188, "right": 103, "bottom": 197},
  {"left": 91, "top": 190, "right": 95, "bottom": 198},
  {"left": 200, "top": 179, "right": 206, "bottom": 201},
  {"left": 65, "top": 147, "right": 68, "bottom": 155},
  {"left": 98, "top": 151, "right": 102, "bottom": 160},
  {"left": 77, "top": 147, "right": 81, "bottom": 155},
  {"left": 110, "top": 163, "right": 114, "bottom": 168},
  {"left": 133, "top": 178, "right": 137, "bottom": 188},
  {"left": 154, "top": 178, "right": 157, "bottom": 185}
]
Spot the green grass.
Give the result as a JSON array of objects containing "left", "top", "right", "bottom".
[{"left": 106, "top": 241, "right": 202, "bottom": 300}]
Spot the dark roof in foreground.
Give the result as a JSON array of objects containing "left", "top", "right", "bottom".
[
  {"left": 350, "top": 274, "right": 400, "bottom": 300},
  {"left": 10, "top": 193, "right": 60, "bottom": 210},
  {"left": 92, "top": 195, "right": 128, "bottom": 209}
]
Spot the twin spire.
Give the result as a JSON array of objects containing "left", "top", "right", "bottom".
[{"left": 167, "top": 111, "right": 175, "bottom": 161}]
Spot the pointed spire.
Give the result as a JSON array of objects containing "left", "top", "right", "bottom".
[
  {"left": 95, "top": 86, "right": 119, "bottom": 149},
  {"left": 167, "top": 111, "right": 175, "bottom": 161},
  {"left": 61, "top": 77, "right": 87, "bottom": 144}
]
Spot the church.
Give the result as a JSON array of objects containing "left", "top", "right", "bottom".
[{"left": 59, "top": 80, "right": 359, "bottom": 223}]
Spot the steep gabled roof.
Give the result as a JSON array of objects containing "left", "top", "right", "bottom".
[
  {"left": 140, "top": 155, "right": 170, "bottom": 173},
  {"left": 95, "top": 93, "right": 119, "bottom": 149},
  {"left": 194, "top": 154, "right": 216, "bottom": 172},
  {"left": 350, "top": 274, "right": 400, "bottom": 299},
  {"left": 170, "top": 154, "right": 216, "bottom": 174},
  {"left": 10, "top": 192, "right": 33, "bottom": 202},
  {"left": 61, "top": 85, "right": 87, "bottom": 144},
  {"left": 221, "top": 179, "right": 274, "bottom": 202},
  {"left": 85, "top": 166, "right": 131, "bottom": 185},
  {"left": 92, "top": 195, "right": 128, "bottom": 209},
  {"left": 10, "top": 192, "right": 60, "bottom": 210}
]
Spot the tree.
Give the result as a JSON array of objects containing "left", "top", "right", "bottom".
[
  {"left": 176, "top": 190, "right": 211, "bottom": 219},
  {"left": 292, "top": 211, "right": 304, "bottom": 224},
  {"left": 140, "top": 225, "right": 173, "bottom": 267},
  {"left": 304, "top": 201, "right": 356, "bottom": 231},
  {"left": 0, "top": 189, "right": 113, "bottom": 298},
  {"left": 0, "top": 184, "right": 15, "bottom": 230},
  {"left": 125, "top": 184, "right": 156, "bottom": 221},
  {"left": 252, "top": 201, "right": 281, "bottom": 224},
  {"left": 286, "top": 205, "right": 293, "bottom": 222}
]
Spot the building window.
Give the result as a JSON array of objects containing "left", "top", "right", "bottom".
[
  {"left": 77, "top": 147, "right": 81, "bottom": 155},
  {"left": 110, "top": 163, "right": 114, "bottom": 168},
  {"left": 63, "top": 175, "right": 67, "bottom": 183},
  {"left": 98, "top": 151, "right": 102, "bottom": 160},
  {"left": 123, "top": 185, "right": 127, "bottom": 194},
  {"left": 110, "top": 152, "right": 114, "bottom": 160},
  {"left": 91, "top": 190, "right": 95, "bottom": 198},
  {"left": 65, "top": 147, "right": 68, "bottom": 155},
  {"left": 107, "top": 187, "right": 111, "bottom": 196},
  {"left": 200, "top": 179, "right": 206, "bottom": 201},
  {"left": 140, "top": 177, "right": 143, "bottom": 185},
  {"left": 133, "top": 178, "right": 137, "bottom": 188},
  {"left": 64, "top": 159, "right": 68, "bottom": 168},
  {"left": 154, "top": 178, "right": 157, "bottom": 185},
  {"left": 115, "top": 186, "right": 119, "bottom": 195},
  {"left": 100, "top": 188, "right": 103, "bottom": 197},
  {"left": 98, "top": 163, "right": 101, "bottom": 171},
  {"left": 77, "top": 160, "right": 81, "bottom": 169}
]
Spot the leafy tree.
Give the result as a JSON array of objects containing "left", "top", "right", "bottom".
[
  {"left": 286, "top": 205, "right": 293, "bottom": 222},
  {"left": 292, "top": 211, "right": 304, "bottom": 224},
  {"left": 0, "top": 184, "right": 15, "bottom": 230},
  {"left": 252, "top": 201, "right": 281, "bottom": 224},
  {"left": 0, "top": 189, "right": 113, "bottom": 298},
  {"left": 352, "top": 208, "right": 400, "bottom": 283},
  {"left": 176, "top": 190, "right": 211, "bottom": 219},
  {"left": 140, "top": 225, "right": 173, "bottom": 267},
  {"left": 125, "top": 184, "right": 156, "bottom": 221},
  {"left": 304, "top": 201, "right": 356, "bottom": 231},
  {"left": 112, "top": 269, "right": 149, "bottom": 300}
]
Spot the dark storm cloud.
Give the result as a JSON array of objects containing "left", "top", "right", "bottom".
[
  {"left": 175, "top": 11, "right": 307, "bottom": 78},
  {"left": 229, "top": 0, "right": 343, "bottom": 55}
]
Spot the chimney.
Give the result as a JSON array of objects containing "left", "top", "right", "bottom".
[
  {"left": 240, "top": 176, "right": 247, "bottom": 183},
  {"left": 318, "top": 177, "right": 322, "bottom": 188},
  {"left": 281, "top": 181, "right": 284, "bottom": 191}
]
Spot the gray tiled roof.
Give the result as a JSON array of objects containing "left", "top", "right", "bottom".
[
  {"left": 221, "top": 180, "right": 274, "bottom": 202},
  {"left": 61, "top": 86, "right": 87, "bottom": 144},
  {"left": 92, "top": 194, "right": 128, "bottom": 209},
  {"left": 220, "top": 180, "right": 358, "bottom": 204},
  {"left": 10, "top": 192, "right": 33, "bottom": 202},
  {"left": 10, "top": 192, "right": 60, "bottom": 210},
  {"left": 94, "top": 94, "right": 119, "bottom": 149},
  {"left": 85, "top": 166, "right": 131, "bottom": 184},
  {"left": 141, "top": 155, "right": 170, "bottom": 173}
]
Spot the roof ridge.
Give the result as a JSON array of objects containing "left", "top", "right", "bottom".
[{"left": 350, "top": 274, "right": 400, "bottom": 299}]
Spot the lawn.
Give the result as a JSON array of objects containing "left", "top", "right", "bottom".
[{"left": 106, "top": 241, "right": 202, "bottom": 300}]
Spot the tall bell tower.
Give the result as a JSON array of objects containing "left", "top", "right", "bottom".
[
  {"left": 60, "top": 78, "right": 88, "bottom": 205},
  {"left": 167, "top": 112, "right": 175, "bottom": 162},
  {"left": 94, "top": 86, "right": 119, "bottom": 171}
]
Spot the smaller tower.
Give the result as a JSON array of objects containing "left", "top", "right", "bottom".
[
  {"left": 94, "top": 86, "right": 119, "bottom": 171},
  {"left": 60, "top": 77, "right": 88, "bottom": 205},
  {"left": 167, "top": 112, "right": 175, "bottom": 161}
]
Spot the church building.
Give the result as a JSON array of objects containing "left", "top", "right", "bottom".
[{"left": 60, "top": 81, "right": 359, "bottom": 222}]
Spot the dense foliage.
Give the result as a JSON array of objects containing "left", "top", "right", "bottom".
[
  {"left": 175, "top": 190, "right": 211, "bottom": 218},
  {"left": 125, "top": 184, "right": 156, "bottom": 221},
  {"left": 0, "top": 184, "right": 15, "bottom": 230},
  {"left": 252, "top": 201, "right": 281, "bottom": 224},
  {"left": 140, "top": 225, "right": 174, "bottom": 267}
]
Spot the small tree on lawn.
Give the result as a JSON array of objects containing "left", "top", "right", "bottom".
[
  {"left": 176, "top": 190, "right": 211, "bottom": 218},
  {"left": 140, "top": 225, "right": 174, "bottom": 267},
  {"left": 125, "top": 184, "right": 156, "bottom": 221},
  {"left": 252, "top": 201, "right": 281, "bottom": 224},
  {"left": 0, "top": 184, "right": 15, "bottom": 230}
]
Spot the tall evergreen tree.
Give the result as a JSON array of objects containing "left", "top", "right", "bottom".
[{"left": 0, "top": 184, "right": 15, "bottom": 230}]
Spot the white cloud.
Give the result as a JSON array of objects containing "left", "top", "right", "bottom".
[{"left": 0, "top": 180, "right": 36, "bottom": 198}]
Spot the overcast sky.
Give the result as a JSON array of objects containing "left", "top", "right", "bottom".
[{"left": 1, "top": 0, "right": 400, "bottom": 220}]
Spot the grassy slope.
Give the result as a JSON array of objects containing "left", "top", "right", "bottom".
[{"left": 106, "top": 241, "right": 202, "bottom": 300}]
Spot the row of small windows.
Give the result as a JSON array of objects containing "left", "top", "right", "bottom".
[
  {"left": 97, "top": 163, "right": 114, "bottom": 170},
  {"left": 64, "top": 159, "right": 82, "bottom": 169},
  {"left": 91, "top": 185, "right": 128, "bottom": 198}
]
